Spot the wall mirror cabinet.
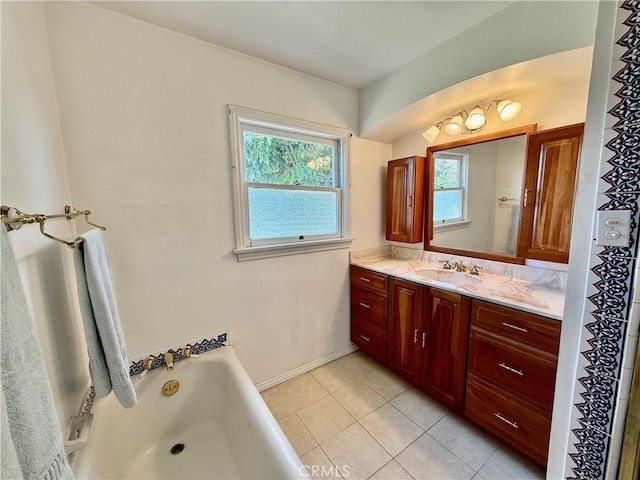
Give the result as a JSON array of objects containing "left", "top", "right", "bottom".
[{"left": 423, "top": 123, "right": 584, "bottom": 264}]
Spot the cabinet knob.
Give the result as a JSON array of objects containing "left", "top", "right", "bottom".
[
  {"left": 422, "top": 332, "right": 427, "bottom": 348},
  {"left": 414, "top": 329, "right": 419, "bottom": 343}
]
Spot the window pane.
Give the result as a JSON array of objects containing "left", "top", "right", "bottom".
[
  {"left": 434, "top": 158, "right": 460, "bottom": 188},
  {"left": 248, "top": 187, "right": 337, "bottom": 240},
  {"left": 434, "top": 190, "right": 462, "bottom": 222},
  {"left": 243, "top": 131, "right": 335, "bottom": 187}
]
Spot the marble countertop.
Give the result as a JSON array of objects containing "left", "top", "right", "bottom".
[{"left": 351, "top": 247, "right": 566, "bottom": 321}]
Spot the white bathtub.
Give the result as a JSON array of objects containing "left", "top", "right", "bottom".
[{"left": 73, "top": 346, "right": 304, "bottom": 479}]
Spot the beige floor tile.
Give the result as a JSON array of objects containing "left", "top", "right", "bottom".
[
  {"left": 301, "top": 446, "right": 344, "bottom": 480},
  {"left": 311, "top": 361, "right": 361, "bottom": 393},
  {"left": 298, "top": 395, "right": 356, "bottom": 444},
  {"left": 322, "top": 423, "right": 392, "bottom": 480},
  {"left": 359, "top": 403, "right": 423, "bottom": 456},
  {"left": 261, "top": 386, "right": 296, "bottom": 420},
  {"left": 278, "top": 413, "right": 318, "bottom": 457},
  {"left": 428, "top": 414, "right": 498, "bottom": 471},
  {"left": 279, "top": 373, "right": 330, "bottom": 407},
  {"left": 396, "top": 433, "right": 475, "bottom": 480},
  {"left": 369, "top": 460, "right": 414, "bottom": 480},
  {"left": 477, "top": 447, "right": 544, "bottom": 480},
  {"left": 390, "top": 388, "right": 447, "bottom": 430},
  {"left": 332, "top": 382, "right": 386, "bottom": 420},
  {"left": 338, "top": 351, "right": 383, "bottom": 378},
  {"left": 364, "top": 367, "right": 410, "bottom": 400}
]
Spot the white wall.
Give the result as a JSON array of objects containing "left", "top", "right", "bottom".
[
  {"left": 359, "top": 1, "right": 598, "bottom": 136},
  {"left": 43, "top": 2, "right": 390, "bottom": 384},
  {"left": 1, "top": 2, "right": 90, "bottom": 432}
]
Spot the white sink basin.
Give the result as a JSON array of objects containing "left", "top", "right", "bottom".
[{"left": 414, "top": 268, "right": 483, "bottom": 285}]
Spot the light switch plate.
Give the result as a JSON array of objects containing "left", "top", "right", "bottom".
[{"left": 595, "top": 210, "right": 632, "bottom": 247}]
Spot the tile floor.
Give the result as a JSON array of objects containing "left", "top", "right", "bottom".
[{"left": 262, "top": 351, "right": 545, "bottom": 480}]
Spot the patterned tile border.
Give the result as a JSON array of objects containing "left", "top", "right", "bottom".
[
  {"left": 568, "top": 1, "right": 640, "bottom": 478},
  {"left": 78, "top": 332, "right": 228, "bottom": 415},
  {"left": 128, "top": 332, "right": 228, "bottom": 376}
]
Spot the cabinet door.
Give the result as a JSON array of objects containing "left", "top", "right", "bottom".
[
  {"left": 386, "top": 156, "right": 425, "bottom": 243},
  {"left": 519, "top": 124, "right": 584, "bottom": 263},
  {"left": 422, "top": 288, "right": 470, "bottom": 413},
  {"left": 388, "top": 278, "right": 425, "bottom": 383}
]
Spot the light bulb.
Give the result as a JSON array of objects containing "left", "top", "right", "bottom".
[
  {"left": 465, "top": 105, "right": 486, "bottom": 131},
  {"left": 444, "top": 115, "right": 463, "bottom": 136},
  {"left": 496, "top": 99, "right": 522, "bottom": 121},
  {"left": 422, "top": 124, "right": 442, "bottom": 143}
]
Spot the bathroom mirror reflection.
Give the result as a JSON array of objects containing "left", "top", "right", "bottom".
[{"left": 425, "top": 125, "right": 537, "bottom": 264}]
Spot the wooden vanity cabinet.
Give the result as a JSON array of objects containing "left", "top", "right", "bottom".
[
  {"left": 350, "top": 266, "right": 389, "bottom": 363},
  {"left": 386, "top": 156, "right": 425, "bottom": 243},
  {"left": 464, "top": 299, "right": 561, "bottom": 467},
  {"left": 387, "top": 281, "right": 470, "bottom": 412},
  {"left": 422, "top": 289, "right": 470, "bottom": 413},
  {"left": 518, "top": 123, "right": 584, "bottom": 263},
  {"left": 388, "top": 278, "right": 425, "bottom": 384}
]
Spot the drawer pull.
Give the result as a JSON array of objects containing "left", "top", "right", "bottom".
[
  {"left": 359, "top": 302, "right": 371, "bottom": 309},
  {"left": 359, "top": 277, "right": 371, "bottom": 283},
  {"left": 422, "top": 332, "right": 427, "bottom": 348},
  {"left": 494, "top": 412, "right": 519, "bottom": 429},
  {"left": 499, "top": 362, "right": 524, "bottom": 376},
  {"left": 501, "top": 322, "right": 528, "bottom": 333},
  {"left": 359, "top": 335, "right": 371, "bottom": 342},
  {"left": 414, "top": 329, "right": 419, "bottom": 343}
]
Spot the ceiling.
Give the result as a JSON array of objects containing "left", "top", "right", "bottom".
[{"left": 91, "top": 1, "right": 513, "bottom": 90}]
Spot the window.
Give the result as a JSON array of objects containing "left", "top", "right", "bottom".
[
  {"left": 229, "top": 106, "right": 351, "bottom": 261},
  {"left": 433, "top": 152, "right": 468, "bottom": 228}
]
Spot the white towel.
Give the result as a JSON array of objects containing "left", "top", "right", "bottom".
[
  {"left": 73, "top": 230, "right": 136, "bottom": 408},
  {"left": 1, "top": 226, "right": 75, "bottom": 479}
]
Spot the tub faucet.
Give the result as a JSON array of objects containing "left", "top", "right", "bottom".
[
  {"left": 137, "top": 357, "right": 154, "bottom": 379},
  {"left": 164, "top": 351, "right": 174, "bottom": 371}
]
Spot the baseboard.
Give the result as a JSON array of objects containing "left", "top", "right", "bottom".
[{"left": 255, "top": 344, "right": 359, "bottom": 392}]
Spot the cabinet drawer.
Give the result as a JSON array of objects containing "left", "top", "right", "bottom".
[
  {"left": 465, "top": 374, "right": 550, "bottom": 467},
  {"left": 351, "top": 316, "right": 387, "bottom": 364},
  {"left": 471, "top": 300, "right": 560, "bottom": 354},
  {"left": 350, "top": 266, "right": 388, "bottom": 294},
  {"left": 468, "top": 327, "right": 557, "bottom": 411},
  {"left": 351, "top": 286, "right": 388, "bottom": 328}
]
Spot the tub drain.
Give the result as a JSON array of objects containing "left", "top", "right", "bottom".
[{"left": 170, "top": 443, "right": 185, "bottom": 455}]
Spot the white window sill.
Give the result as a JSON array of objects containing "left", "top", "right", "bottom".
[
  {"left": 233, "top": 238, "right": 354, "bottom": 262},
  {"left": 433, "top": 220, "right": 471, "bottom": 233}
]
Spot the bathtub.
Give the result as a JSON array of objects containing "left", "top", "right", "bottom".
[{"left": 73, "top": 346, "right": 304, "bottom": 479}]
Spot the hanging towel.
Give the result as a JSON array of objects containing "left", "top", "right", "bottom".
[
  {"left": 73, "top": 229, "right": 136, "bottom": 408},
  {"left": 0, "top": 226, "right": 75, "bottom": 480}
]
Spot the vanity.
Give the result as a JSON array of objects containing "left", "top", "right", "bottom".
[
  {"left": 351, "top": 122, "right": 581, "bottom": 467},
  {"left": 349, "top": 253, "right": 563, "bottom": 467}
]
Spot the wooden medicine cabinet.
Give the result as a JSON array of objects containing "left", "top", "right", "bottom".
[{"left": 416, "top": 123, "right": 583, "bottom": 264}]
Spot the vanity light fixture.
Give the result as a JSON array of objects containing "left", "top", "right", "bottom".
[{"left": 423, "top": 98, "right": 522, "bottom": 144}]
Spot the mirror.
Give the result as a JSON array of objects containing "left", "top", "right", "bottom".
[{"left": 425, "top": 125, "right": 537, "bottom": 264}]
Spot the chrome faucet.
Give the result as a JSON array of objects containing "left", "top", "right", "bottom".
[{"left": 164, "top": 351, "right": 174, "bottom": 371}]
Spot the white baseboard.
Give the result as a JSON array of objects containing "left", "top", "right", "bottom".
[{"left": 255, "top": 344, "right": 359, "bottom": 392}]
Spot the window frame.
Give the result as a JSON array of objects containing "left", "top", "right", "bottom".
[
  {"left": 432, "top": 152, "right": 469, "bottom": 231},
  {"left": 228, "top": 105, "right": 352, "bottom": 261}
]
